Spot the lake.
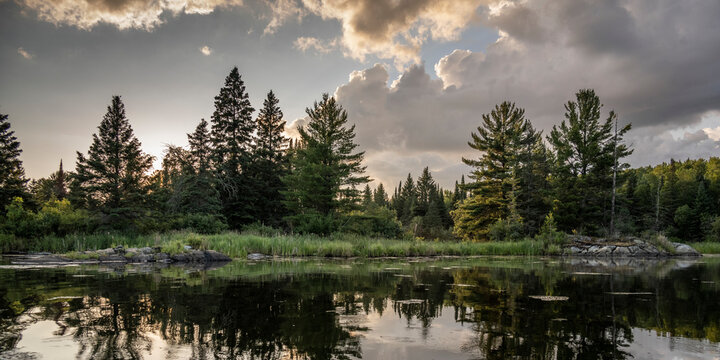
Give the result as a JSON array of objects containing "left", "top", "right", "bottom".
[{"left": 1, "top": 256, "right": 719, "bottom": 359}]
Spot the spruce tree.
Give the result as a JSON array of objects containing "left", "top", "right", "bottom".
[
  {"left": 30, "top": 160, "right": 69, "bottom": 203},
  {"left": 398, "top": 174, "right": 416, "bottom": 225},
  {"left": 210, "top": 67, "right": 256, "bottom": 227},
  {"left": 74, "top": 96, "right": 153, "bottom": 226},
  {"left": 452, "top": 101, "right": 529, "bottom": 241},
  {"left": 282, "top": 93, "right": 369, "bottom": 233},
  {"left": 254, "top": 90, "right": 289, "bottom": 226},
  {"left": 0, "top": 113, "right": 27, "bottom": 211},
  {"left": 184, "top": 119, "right": 222, "bottom": 215},
  {"left": 414, "top": 167, "right": 435, "bottom": 217},
  {"left": 373, "top": 183, "right": 389, "bottom": 208},
  {"left": 548, "top": 89, "right": 632, "bottom": 235},
  {"left": 362, "top": 184, "right": 373, "bottom": 209}
]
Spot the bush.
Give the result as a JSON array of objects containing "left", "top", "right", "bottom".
[
  {"left": 535, "top": 212, "right": 567, "bottom": 246},
  {"left": 288, "top": 212, "right": 337, "bottom": 235},
  {"left": 489, "top": 217, "right": 524, "bottom": 242},
  {"left": 173, "top": 213, "right": 228, "bottom": 234},
  {"left": 242, "top": 222, "right": 282, "bottom": 237},
  {"left": 340, "top": 208, "right": 402, "bottom": 238}
]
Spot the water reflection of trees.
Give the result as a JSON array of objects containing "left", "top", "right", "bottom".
[{"left": 1, "top": 260, "right": 719, "bottom": 360}]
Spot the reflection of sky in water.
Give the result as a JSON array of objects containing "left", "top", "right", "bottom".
[
  {"left": 2, "top": 257, "right": 720, "bottom": 360},
  {"left": 11, "top": 308, "right": 720, "bottom": 360}
]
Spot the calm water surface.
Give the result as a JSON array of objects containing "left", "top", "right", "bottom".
[{"left": 1, "top": 256, "right": 719, "bottom": 360}]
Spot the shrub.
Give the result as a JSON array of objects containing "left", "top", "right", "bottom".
[
  {"left": 535, "top": 212, "right": 567, "bottom": 246},
  {"left": 488, "top": 217, "right": 524, "bottom": 242},
  {"left": 173, "top": 213, "right": 228, "bottom": 234},
  {"left": 242, "top": 222, "right": 282, "bottom": 237},
  {"left": 340, "top": 208, "right": 402, "bottom": 238},
  {"left": 289, "top": 212, "right": 337, "bottom": 235}
]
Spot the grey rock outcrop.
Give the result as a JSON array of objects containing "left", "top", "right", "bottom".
[{"left": 563, "top": 235, "right": 700, "bottom": 258}]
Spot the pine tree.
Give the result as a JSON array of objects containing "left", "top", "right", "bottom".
[
  {"left": 187, "top": 119, "right": 213, "bottom": 171},
  {"left": 515, "top": 124, "right": 551, "bottom": 234},
  {"left": 74, "top": 96, "right": 153, "bottom": 226},
  {"left": 452, "top": 101, "right": 529, "bottom": 241},
  {"left": 254, "top": 90, "right": 290, "bottom": 226},
  {"left": 397, "top": 173, "right": 416, "bottom": 225},
  {"left": 373, "top": 183, "right": 389, "bottom": 208},
  {"left": 30, "top": 160, "right": 69, "bottom": 203},
  {"left": 282, "top": 93, "right": 369, "bottom": 233},
  {"left": 362, "top": 184, "right": 373, "bottom": 209},
  {"left": 548, "top": 89, "right": 632, "bottom": 235},
  {"left": 0, "top": 113, "right": 27, "bottom": 211},
  {"left": 414, "top": 167, "right": 435, "bottom": 217},
  {"left": 210, "top": 67, "right": 256, "bottom": 227}
]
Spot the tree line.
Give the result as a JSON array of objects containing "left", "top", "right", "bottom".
[{"left": 0, "top": 69, "right": 719, "bottom": 243}]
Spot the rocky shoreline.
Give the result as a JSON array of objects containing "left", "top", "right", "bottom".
[
  {"left": 563, "top": 235, "right": 700, "bottom": 257},
  {"left": 6, "top": 245, "right": 231, "bottom": 265}
]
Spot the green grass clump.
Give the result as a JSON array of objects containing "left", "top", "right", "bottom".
[{"left": 690, "top": 242, "right": 720, "bottom": 254}]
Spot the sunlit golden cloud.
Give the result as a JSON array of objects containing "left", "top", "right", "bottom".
[
  {"left": 199, "top": 45, "right": 213, "bottom": 55},
  {"left": 18, "top": 0, "right": 244, "bottom": 30}
]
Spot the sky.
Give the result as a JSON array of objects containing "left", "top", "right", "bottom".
[{"left": 2, "top": 0, "right": 720, "bottom": 189}]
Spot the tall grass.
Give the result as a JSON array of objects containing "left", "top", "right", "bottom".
[
  {"left": 690, "top": 242, "right": 720, "bottom": 254},
  {"left": 2, "top": 230, "right": 547, "bottom": 257}
]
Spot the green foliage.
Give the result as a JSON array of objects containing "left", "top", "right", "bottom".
[
  {"left": 488, "top": 217, "right": 525, "bottom": 242},
  {"left": 0, "top": 113, "right": 28, "bottom": 211},
  {"left": 253, "top": 90, "right": 290, "bottom": 227},
  {"left": 453, "top": 101, "right": 537, "bottom": 241},
  {"left": 172, "top": 213, "right": 228, "bottom": 234},
  {"left": 534, "top": 212, "right": 567, "bottom": 246},
  {"left": 74, "top": 96, "right": 153, "bottom": 228},
  {"left": 340, "top": 207, "right": 402, "bottom": 238},
  {"left": 242, "top": 222, "right": 283, "bottom": 237},
  {"left": 211, "top": 67, "right": 257, "bottom": 228},
  {"left": 283, "top": 94, "right": 369, "bottom": 233},
  {"left": 1, "top": 197, "right": 89, "bottom": 238},
  {"left": 548, "top": 89, "right": 632, "bottom": 235}
]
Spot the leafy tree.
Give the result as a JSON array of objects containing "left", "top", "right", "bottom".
[
  {"left": 282, "top": 94, "right": 369, "bottom": 234},
  {"left": 254, "top": 91, "right": 289, "bottom": 226},
  {"left": 210, "top": 67, "right": 256, "bottom": 228},
  {"left": 74, "top": 96, "right": 153, "bottom": 227},
  {"left": 547, "top": 89, "right": 632, "bottom": 235},
  {"left": 453, "top": 101, "right": 529, "bottom": 241},
  {"left": 0, "top": 113, "right": 27, "bottom": 211}
]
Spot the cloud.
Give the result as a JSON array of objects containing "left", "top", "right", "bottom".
[
  {"left": 18, "top": 0, "right": 244, "bottom": 30},
  {"left": 293, "top": 36, "right": 337, "bottom": 54},
  {"left": 300, "top": 0, "right": 486, "bottom": 68},
  {"left": 263, "top": 0, "right": 305, "bottom": 35},
  {"left": 319, "top": 0, "right": 720, "bottom": 187},
  {"left": 705, "top": 126, "right": 720, "bottom": 141},
  {"left": 199, "top": 45, "right": 212, "bottom": 55},
  {"left": 17, "top": 47, "right": 34, "bottom": 59}
]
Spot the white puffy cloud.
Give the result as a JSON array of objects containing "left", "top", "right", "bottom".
[
  {"left": 199, "top": 45, "right": 212, "bottom": 55},
  {"left": 18, "top": 0, "right": 244, "bottom": 30},
  {"left": 17, "top": 47, "right": 34, "bottom": 59}
]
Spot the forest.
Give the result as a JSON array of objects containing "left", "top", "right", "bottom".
[{"left": 1, "top": 67, "right": 719, "bottom": 253}]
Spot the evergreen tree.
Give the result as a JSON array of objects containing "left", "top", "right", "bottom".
[
  {"left": 452, "top": 101, "right": 529, "bottom": 241},
  {"left": 0, "top": 113, "right": 27, "bottom": 211},
  {"left": 74, "top": 96, "right": 153, "bottom": 226},
  {"left": 210, "top": 67, "right": 256, "bottom": 227},
  {"left": 547, "top": 89, "right": 632, "bottom": 235},
  {"left": 397, "top": 173, "right": 416, "bottom": 225},
  {"left": 282, "top": 93, "right": 369, "bottom": 233},
  {"left": 373, "top": 183, "right": 389, "bottom": 208},
  {"left": 184, "top": 119, "right": 222, "bottom": 215},
  {"left": 362, "top": 184, "right": 373, "bottom": 209},
  {"left": 30, "top": 160, "right": 69, "bottom": 203},
  {"left": 187, "top": 119, "right": 213, "bottom": 171},
  {"left": 254, "top": 90, "right": 290, "bottom": 226},
  {"left": 414, "top": 167, "right": 435, "bottom": 217},
  {"left": 515, "top": 124, "right": 551, "bottom": 234}
]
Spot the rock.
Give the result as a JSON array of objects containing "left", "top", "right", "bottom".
[
  {"left": 673, "top": 243, "right": 701, "bottom": 256},
  {"left": 154, "top": 253, "right": 170, "bottom": 263},
  {"left": 247, "top": 253, "right": 268, "bottom": 260},
  {"left": 596, "top": 246, "right": 614, "bottom": 257},
  {"left": 204, "top": 250, "right": 231, "bottom": 262},
  {"left": 139, "top": 247, "right": 154, "bottom": 254},
  {"left": 613, "top": 246, "right": 630, "bottom": 256},
  {"left": 570, "top": 246, "right": 582, "bottom": 255},
  {"left": 97, "top": 248, "right": 115, "bottom": 256},
  {"left": 184, "top": 245, "right": 193, "bottom": 251}
]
